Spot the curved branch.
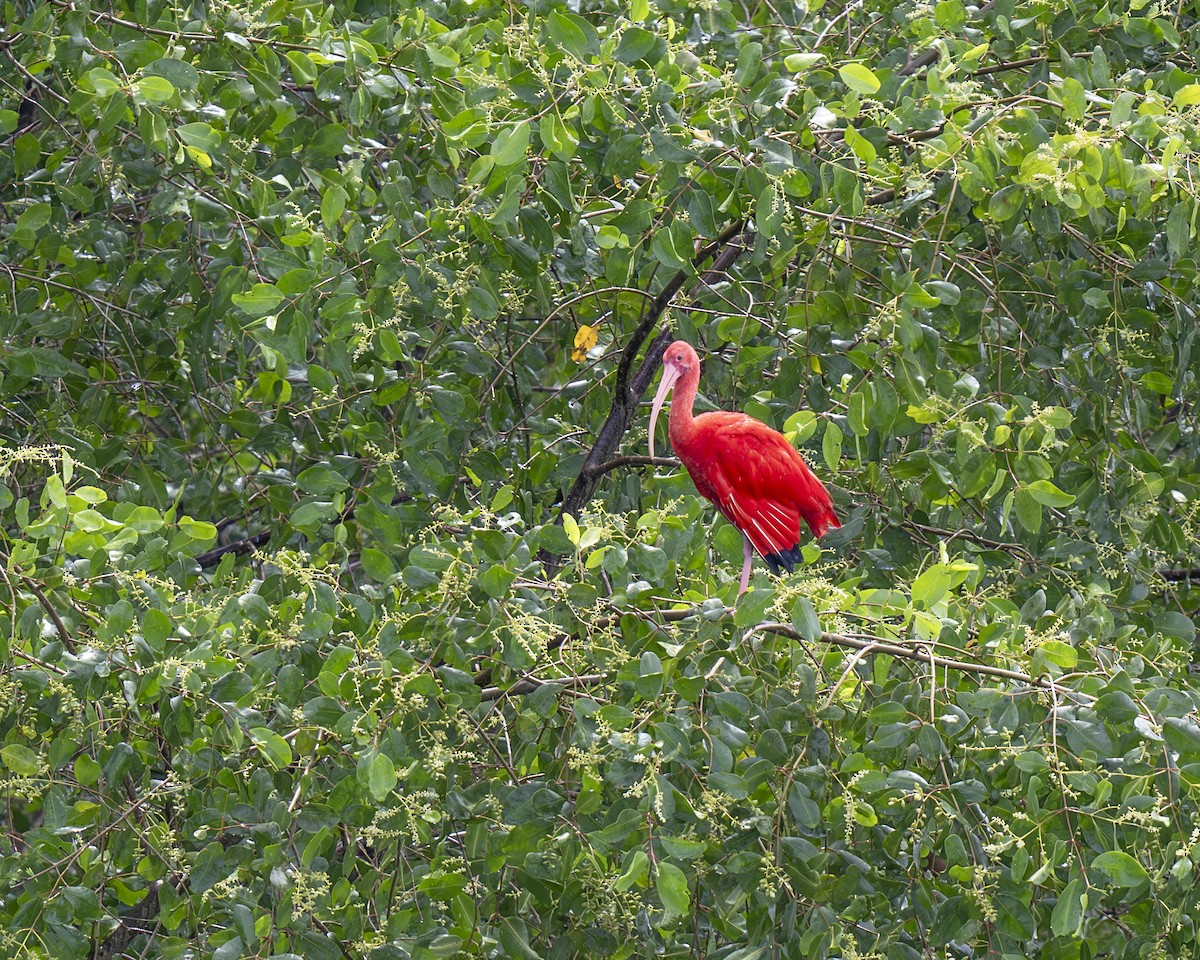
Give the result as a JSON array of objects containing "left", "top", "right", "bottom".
[
  {"left": 544, "top": 222, "right": 752, "bottom": 563},
  {"left": 195, "top": 490, "right": 414, "bottom": 568},
  {"left": 584, "top": 455, "right": 680, "bottom": 479},
  {"left": 194, "top": 530, "right": 272, "bottom": 567},
  {"left": 475, "top": 610, "right": 1107, "bottom": 707},
  {"left": 747, "top": 622, "right": 1046, "bottom": 687},
  {"left": 0, "top": 549, "right": 77, "bottom": 654}
]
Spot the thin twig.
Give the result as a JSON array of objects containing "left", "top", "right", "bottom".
[
  {"left": 747, "top": 622, "right": 1053, "bottom": 689},
  {"left": 584, "top": 455, "right": 680, "bottom": 479},
  {"left": 0, "top": 550, "right": 77, "bottom": 654},
  {"left": 480, "top": 673, "right": 607, "bottom": 701}
]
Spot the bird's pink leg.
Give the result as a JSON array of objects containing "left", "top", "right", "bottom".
[{"left": 739, "top": 537, "right": 753, "bottom": 596}]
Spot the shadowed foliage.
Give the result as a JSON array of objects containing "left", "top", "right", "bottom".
[{"left": 2, "top": 0, "right": 1200, "bottom": 957}]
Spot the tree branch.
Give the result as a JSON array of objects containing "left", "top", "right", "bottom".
[
  {"left": 747, "top": 622, "right": 1049, "bottom": 688},
  {"left": 474, "top": 607, "right": 1108, "bottom": 709},
  {"left": 543, "top": 223, "right": 752, "bottom": 565},
  {"left": 194, "top": 530, "right": 272, "bottom": 567},
  {"left": 899, "top": 0, "right": 996, "bottom": 75},
  {"left": 194, "top": 490, "right": 414, "bottom": 568},
  {"left": 480, "top": 673, "right": 607, "bottom": 701},
  {"left": 0, "top": 549, "right": 77, "bottom": 654},
  {"left": 584, "top": 455, "right": 680, "bottom": 479},
  {"left": 94, "top": 883, "right": 161, "bottom": 960}
]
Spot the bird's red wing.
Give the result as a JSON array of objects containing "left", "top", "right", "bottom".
[{"left": 686, "top": 412, "right": 840, "bottom": 564}]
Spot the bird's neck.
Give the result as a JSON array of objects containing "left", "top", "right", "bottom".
[{"left": 669, "top": 370, "right": 701, "bottom": 449}]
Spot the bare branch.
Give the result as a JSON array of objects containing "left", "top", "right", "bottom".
[
  {"left": 544, "top": 223, "right": 752, "bottom": 564},
  {"left": 475, "top": 608, "right": 1104, "bottom": 706},
  {"left": 0, "top": 549, "right": 77, "bottom": 654},
  {"left": 584, "top": 455, "right": 680, "bottom": 479}
]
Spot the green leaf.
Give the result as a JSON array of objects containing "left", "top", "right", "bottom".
[
  {"left": 1051, "top": 878, "right": 1085, "bottom": 936},
  {"left": 491, "top": 122, "right": 531, "bottom": 166},
  {"left": 1166, "top": 201, "right": 1191, "bottom": 260},
  {"left": 822, "top": 420, "right": 843, "bottom": 471},
  {"left": 1036, "top": 640, "right": 1078, "bottom": 669},
  {"left": 614, "top": 27, "right": 664, "bottom": 66},
  {"left": 176, "top": 121, "right": 221, "bottom": 151},
  {"left": 1, "top": 744, "right": 40, "bottom": 776},
  {"left": 248, "top": 727, "right": 293, "bottom": 771},
  {"left": 1060, "top": 77, "right": 1085, "bottom": 121},
  {"left": 1024, "top": 480, "right": 1075, "bottom": 508},
  {"left": 360, "top": 548, "right": 397, "bottom": 581},
  {"left": 1164, "top": 717, "right": 1200, "bottom": 755},
  {"left": 366, "top": 751, "right": 396, "bottom": 801},
  {"left": 1014, "top": 488, "right": 1042, "bottom": 533},
  {"left": 146, "top": 57, "right": 200, "bottom": 90},
  {"left": 134, "top": 76, "right": 175, "bottom": 103},
  {"left": 232, "top": 283, "right": 285, "bottom": 317},
  {"left": 734, "top": 41, "right": 762, "bottom": 86},
  {"left": 785, "top": 53, "right": 825, "bottom": 71},
  {"left": 321, "top": 185, "right": 348, "bottom": 231},
  {"left": 988, "top": 184, "right": 1024, "bottom": 221},
  {"left": 546, "top": 11, "right": 597, "bottom": 59},
  {"left": 297, "top": 465, "right": 350, "bottom": 495},
  {"left": 178, "top": 517, "right": 218, "bottom": 541},
  {"left": 656, "top": 861, "right": 690, "bottom": 917},
  {"left": 790, "top": 597, "right": 821, "bottom": 641},
  {"left": 88, "top": 68, "right": 122, "bottom": 97},
  {"left": 1092, "top": 851, "right": 1149, "bottom": 887},
  {"left": 912, "top": 564, "right": 954, "bottom": 608},
  {"left": 539, "top": 112, "right": 578, "bottom": 162},
  {"left": 614, "top": 850, "right": 648, "bottom": 892},
  {"left": 838, "top": 63, "right": 881, "bottom": 94}
]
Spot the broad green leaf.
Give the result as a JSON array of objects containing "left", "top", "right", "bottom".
[
  {"left": 1092, "top": 851, "right": 1149, "bottom": 887},
  {"left": 614, "top": 27, "right": 664, "bottom": 66},
  {"left": 656, "top": 861, "right": 690, "bottom": 917},
  {"left": 232, "top": 283, "right": 285, "bottom": 317},
  {"left": 614, "top": 850, "right": 648, "bottom": 892},
  {"left": 88, "top": 68, "right": 122, "bottom": 97},
  {"left": 1024, "top": 480, "right": 1075, "bottom": 508},
  {"left": 838, "top": 63, "right": 881, "bottom": 94},
  {"left": 491, "top": 122, "right": 531, "bottom": 166},
  {"left": 1, "top": 745, "right": 40, "bottom": 776},
  {"left": 360, "top": 548, "right": 397, "bottom": 580},
  {"left": 1051, "top": 878, "right": 1085, "bottom": 936},
  {"left": 178, "top": 517, "right": 218, "bottom": 541},
  {"left": 176, "top": 121, "right": 221, "bottom": 151},
  {"left": 249, "top": 727, "right": 293, "bottom": 771},
  {"left": 134, "top": 76, "right": 175, "bottom": 103},
  {"left": 297, "top": 465, "right": 350, "bottom": 495},
  {"left": 785, "top": 53, "right": 825, "bottom": 71},
  {"left": 365, "top": 751, "right": 396, "bottom": 801}
]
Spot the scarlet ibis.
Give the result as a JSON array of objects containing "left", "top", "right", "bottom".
[{"left": 649, "top": 340, "right": 840, "bottom": 594}]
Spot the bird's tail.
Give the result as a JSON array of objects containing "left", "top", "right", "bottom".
[{"left": 802, "top": 498, "right": 841, "bottom": 539}]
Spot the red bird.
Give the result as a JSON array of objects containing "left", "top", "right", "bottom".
[{"left": 649, "top": 340, "right": 840, "bottom": 594}]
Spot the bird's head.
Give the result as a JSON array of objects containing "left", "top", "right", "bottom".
[{"left": 649, "top": 340, "right": 700, "bottom": 460}]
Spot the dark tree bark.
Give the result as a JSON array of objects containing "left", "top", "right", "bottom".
[{"left": 540, "top": 223, "right": 752, "bottom": 565}]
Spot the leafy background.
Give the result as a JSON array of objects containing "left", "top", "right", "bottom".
[{"left": 2, "top": 0, "right": 1200, "bottom": 956}]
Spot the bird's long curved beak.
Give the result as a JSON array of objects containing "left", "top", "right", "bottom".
[{"left": 649, "top": 364, "right": 681, "bottom": 460}]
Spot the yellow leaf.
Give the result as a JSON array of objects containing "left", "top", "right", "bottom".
[{"left": 572, "top": 324, "right": 598, "bottom": 362}]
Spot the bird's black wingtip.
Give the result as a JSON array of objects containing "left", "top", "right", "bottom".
[{"left": 764, "top": 544, "right": 803, "bottom": 575}]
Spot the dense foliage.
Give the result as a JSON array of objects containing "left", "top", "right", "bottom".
[{"left": 3, "top": 0, "right": 1200, "bottom": 956}]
